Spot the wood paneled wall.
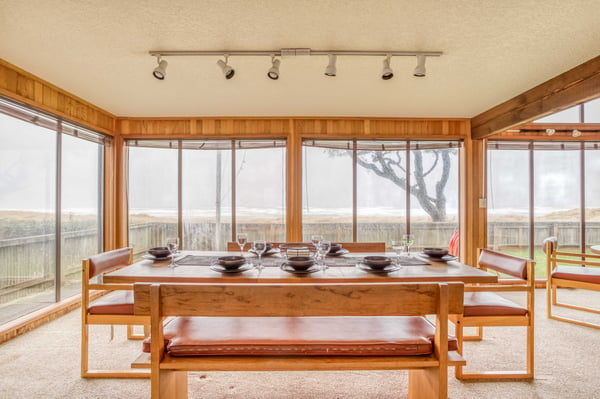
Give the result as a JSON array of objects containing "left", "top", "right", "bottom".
[
  {"left": 0, "top": 59, "right": 115, "bottom": 134},
  {"left": 116, "top": 116, "right": 469, "bottom": 138}
]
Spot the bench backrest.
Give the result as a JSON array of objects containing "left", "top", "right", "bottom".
[{"left": 134, "top": 282, "right": 464, "bottom": 318}]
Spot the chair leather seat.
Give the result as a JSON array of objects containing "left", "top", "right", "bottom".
[
  {"left": 552, "top": 266, "right": 600, "bottom": 284},
  {"left": 88, "top": 290, "right": 134, "bottom": 315},
  {"left": 143, "top": 316, "right": 458, "bottom": 356},
  {"left": 463, "top": 292, "right": 528, "bottom": 317}
]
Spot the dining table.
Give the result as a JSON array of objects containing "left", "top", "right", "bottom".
[{"left": 104, "top": 250, "right": 498, "bottom": 285}]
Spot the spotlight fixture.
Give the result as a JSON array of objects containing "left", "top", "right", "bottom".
[
  {"left": 572, "top": 129, "right": 582, "bottom": 137},
  {"left": 216, "top": 55, "right": 235, "bottom": 79},
  {"left": 152, "top": 56, "right": 168, "bottom": 80},
  {"left": 267, "top": 56, "right": 281, "bottom": 80},
  {"left": 546, "top": 128, "right": 556, "bottom": 136},
  {"left": 381, "top": 55, "right": 393, "bottom": 80},
  {"left": 413, "top": 54, "right": 427, "bottom": 77},
  {"left": 324, "top": 54, "right": 337, "bottom": 77}
]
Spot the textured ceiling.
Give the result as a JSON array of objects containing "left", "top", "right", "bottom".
[{"left": 1, "top": 0, "right": 599, "bottom": 118}]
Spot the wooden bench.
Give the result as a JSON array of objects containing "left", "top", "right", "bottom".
[
  {"left": 134, "top": 281, "right": 464, "bottom": 399},
  {"left": 544, "top": 237, "right": 600, "bottom": 329}
]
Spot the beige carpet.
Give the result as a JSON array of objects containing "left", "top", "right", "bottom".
[{"left": 0, "top": 289, "right": 598, "bottom": 398}]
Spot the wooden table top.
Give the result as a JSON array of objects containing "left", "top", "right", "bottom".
[{"left": 104, "top": 251, "right": 497, "bottom": 284}]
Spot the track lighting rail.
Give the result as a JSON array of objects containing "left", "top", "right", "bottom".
[{"left": 149, "top": 49, "right": 443, "bottom": 58}]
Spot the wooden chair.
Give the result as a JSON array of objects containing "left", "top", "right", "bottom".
[
  {"left": 226, "top": 241, "right": 386, "bottom": 253},
  {"left": 81, "top": 247, "right": 150, "bottom": 378},
  {"left": 449, "top": 248, "right": 535, "bottom": 380},
  {"left": 135, "top": 281, "right": 465, "bottom": 399},
  {"left": 544, "top": 237, "right": 600, "bottom": 329}
]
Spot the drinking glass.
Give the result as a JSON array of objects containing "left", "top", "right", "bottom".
[
  {"left": 403, "top": 234, "right": 414, "bottom": 256},
  {"left": 236, "top": 233, "right": 248, "bottom": 256},
  {"left": 166, "top": 237, "right": 179, "bottom": 268},
  {"left": 391, "top": 239, "right": 405, "bottom": 266},
  {"left": 311, "top": 235, "right": 323, "bottom": 251},
  {"left": 252, "top": 240, "right": 267, "bottom": 270},
  {"left": 317, "top": 240, "right": 331, "bottom": 270}
]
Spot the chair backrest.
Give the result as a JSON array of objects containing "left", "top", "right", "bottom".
[
  {"left": 226, "top": 242, "right": 386, "bottom": 253},
  {"left": 134, "top": 282, "right": 464, "bottom": 318},
  {"left": 86, "top": 247, "right": 133, "bottom": 279},
  {"left": 543, "top": 237, "right": 558, "bottom": 255},
  {"left": 478, "top": 248, "right": 530, "bottom": 281}
]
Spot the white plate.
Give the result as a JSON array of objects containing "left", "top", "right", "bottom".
[
  {"left": 355, "top": 263, "right": 401, "bottom": 273},
  {"left": 142, "top": 254, "right": 173, "bottom": 261},
  {"left": 209, "top": 263, "right": 254, "bottom": 273},
  {"left": 419, "top": 253, "right": 458, "bottom": 262}
]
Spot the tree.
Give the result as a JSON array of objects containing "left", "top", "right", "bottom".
[{"left": 355, "top": 149, "right": 454, "bottom": 222}]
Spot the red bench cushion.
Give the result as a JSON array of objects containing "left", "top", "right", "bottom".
[
  {"left": 552, "top": 266, "right": 600, "bottom": 284},
  {"left": 143, "top": 316, "right": 457, "bottom": 356},
  {"left": 463, "top": 292, "right": 528, "bottom": 317},
  {"left": 88, "top": 290, "right": 134, "bottom": 315}
]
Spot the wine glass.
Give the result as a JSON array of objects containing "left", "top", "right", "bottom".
[
  {"left": 403, "top": 234, "right": 414, "bottom": 256},
  {"left": 166, "top": 237, "right": 179, "bottom": 268},
  {"left": 317, "top": 240, "right": 331, "bottom": 270},
  {"left": 252, "top": 240, "right": 267, "bottom": 270},
  {"left": 391, "top": 239, "right": 405, "bottom": 266},
  {"left": 311, "top": 235, "right": 323, "bottom": 251},
  {"left": 236, "top": 233, "right": 247, "bottom": 256}
]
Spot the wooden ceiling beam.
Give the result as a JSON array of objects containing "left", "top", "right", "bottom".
[{"left": 471, "top": 55, "right": 600, "bottom": 139}]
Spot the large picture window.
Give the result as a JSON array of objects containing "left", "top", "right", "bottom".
[
  {"left": 0, "top": 98, "right": 105, "bottom": 323},
  {"left": 302, "top": 140, "right": 460, "bottom": 251},
  {"left": 487, "top": 141, "right": 600, "bottom": 276},
  {"left": 127, "top": 139, "right": 286, "bottom": 253}
]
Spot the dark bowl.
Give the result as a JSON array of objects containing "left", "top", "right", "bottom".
[
  {"left": 252, "top": 243, "right": 273, "bottom": 253},
  {"left": 287, "top": 256, "right": 316, "bottom": 271},
  {"left": 363, "top": 255, "right": 392, "bottom": 269},
  {"left": 422, "top": 248, "right": 449, "bottom": 258},
  {"left": 148, "top": 247, "right": 171, "bottom": 258},
  {"left": 217, "top": 255, "right": 246, "bottom": 269},
  {"left": 328, "top": 243, "right": 343, "bottom": 253}
]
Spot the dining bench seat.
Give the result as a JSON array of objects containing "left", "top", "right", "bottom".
[
  {"left": 134, "top": 282, "right": 465, "bottom": 399},
  {"left": 142, "top": 316, "right": 459, "bottom": 357}
]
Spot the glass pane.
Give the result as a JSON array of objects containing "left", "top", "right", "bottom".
[
  {"left": 534, "top": 145, "right": 581, "bottom": 276},
  {"left": 60, "top": 134, "right": 102, "bottom": 300},
  {"left": 182, "top": 148, "right": 232, "bottom": 251},
  {"left": 534, "top": 105, "right": 581, "bottom": 123},
  {"left": 302, "top": 144, "right": 353, "bottom": 242},
  {"left": 356, "top": 142, "right": 407, "bottom": 245},
  {"left": 0, "top": 113, "right": 56, "bottom": 324},
  {"left": 409, "top": 145, "right": 459, "bottom": 253},
  {"left": 487, "top": 147, "right": 531, "bottom": 262},
  {"left": 585, "top": 145, "right": 600, "bottom": 251},
  {"left": 236, "top": 146, "right": 286, "bottom": 243},
  {"left": 128, "top": 146, "right": 178, "bottom": 258},
  {"left": 583, "top": 98, "right": 600, "bottom": 123}
]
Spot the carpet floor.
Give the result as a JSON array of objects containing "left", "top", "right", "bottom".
[{"left": 0, "top": 289, "right": 598, "bottom": 398}]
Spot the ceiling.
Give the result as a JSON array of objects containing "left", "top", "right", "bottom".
[{"left": 1, "top": 0, "right": 599, "bottom": 119}]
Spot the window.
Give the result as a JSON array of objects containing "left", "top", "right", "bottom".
[
  {"left": 488, "top": 141, "right": 600, "bottom": 277},
  {"left": 0, "top": 98, "right": 105, "bottom": 323},
  {"left": 302, "top": 140, "right": 460, "bottom": 251},
  {"left": 127, "top": 139, "right": 286, "bottom": 253}
]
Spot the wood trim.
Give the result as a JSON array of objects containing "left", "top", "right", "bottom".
[
  {"left": 286, "top": 120, "right": 303, "bottom": 241},
  {"left": 116, "top": 116, "right": 470, "bottom": 139},
  {"left": 460, "top": 134, "right": 487, "bottom": 266},
  {"left": 471, "top": 55, "right": 600, "bottom": 139},
  {"left": 0, "top": 58, "right": 116, "bottom": 135}
]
